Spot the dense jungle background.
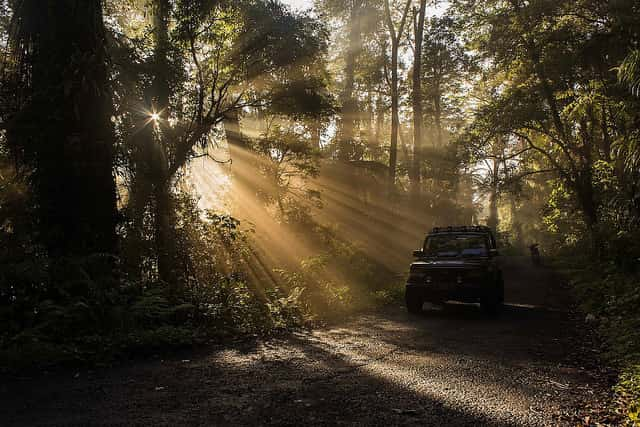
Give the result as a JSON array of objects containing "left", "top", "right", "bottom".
[{"left": 1, "top": 0, "right": 639, "bottom": 423}]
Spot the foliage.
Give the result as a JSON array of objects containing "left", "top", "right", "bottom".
[
  {"left": 275, "top": 223, "right": 401, "bottom": 320},
  {"left": 249, "top": 119, "right": 322, "bottom": 219},
  {"left": 455, "top": 0, "right": 640, "bottom": 246},
  {"left": 616, "top": 364, "right": 640, "bottom": 425},
  {"left": 619, "top": 50, "right": 640, "bottom": 96},
  {"left": 103, "top": 0, "right": 333, "bottom": 286},
  {"left": 421, "top": 15, "right": 470, "bottom": 147},
  {"left": 556, "top": 256, "right": 640, "bottom": 423},
  {"left": 0, "top": 190, "right": 304, "bottom": 369}
]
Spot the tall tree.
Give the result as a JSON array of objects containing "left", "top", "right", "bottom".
[
  {"left": 111, "top": 0, "right": 331, "bottom": 285},
  {"left": 338, "top": 0, "right": 364, "bottom": 161},
  {"left": 410, "top": 0, "right": 427, "bottom": 200},
  {"left": 421, "top": 16, "right": 467, "bottom": 148},
  {"left": 383, "top": 0, "right": 411, "bottom": 190},
  {"left": 150, "top": 0, "right": 178, "bottom": 288},
  {"left": 456, "top": 0, "right": 640, "bottom": 248},
  {"left": 4, "top": 0, "right": 118, "bottom": 257}
]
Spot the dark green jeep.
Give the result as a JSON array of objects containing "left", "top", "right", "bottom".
[{"left": 405, "top": 226, "right": 504, "bottom": 314}]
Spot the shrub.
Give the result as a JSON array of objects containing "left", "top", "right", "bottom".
[{"left": 557, "top": 257, "right": 640, "bottom": 424}]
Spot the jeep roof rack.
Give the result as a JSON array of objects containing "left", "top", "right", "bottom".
[
  {"left": 431, "top": 225, "right": 492, "bottom": 233},
  {"left": 427, "top": 225, "right": 497, "bottom": 249}
]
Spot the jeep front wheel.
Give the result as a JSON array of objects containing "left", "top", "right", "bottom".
[{"left": 405, "top": 292, "right": 423, "bottom": 314}]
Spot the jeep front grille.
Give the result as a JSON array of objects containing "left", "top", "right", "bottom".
[{"left": 429, "top": 270, "right": 460, "bottom": 284}]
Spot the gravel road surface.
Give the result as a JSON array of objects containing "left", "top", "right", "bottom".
[{"left": 0, "top": 257, "right": 611, "bottom": 426}]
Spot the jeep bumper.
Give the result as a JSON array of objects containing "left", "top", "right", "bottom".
[{"left": 406, "top": 282, "right": 488, "bottom": 304}]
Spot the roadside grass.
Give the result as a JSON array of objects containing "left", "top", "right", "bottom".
[{"left": 552, "top": 257, "right": 640, "bottom": 425}]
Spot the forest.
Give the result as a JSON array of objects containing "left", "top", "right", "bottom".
[{"left": 1, "top": 0, "right": 639, "bottom": 425}]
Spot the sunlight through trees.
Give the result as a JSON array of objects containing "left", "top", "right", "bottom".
[{"left": 1, "top": 2, "right": 639, "bottom": 418}]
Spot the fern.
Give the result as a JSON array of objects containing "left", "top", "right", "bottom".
[{"left": 618, "top": 50, "right": 640, "bottom": 96}]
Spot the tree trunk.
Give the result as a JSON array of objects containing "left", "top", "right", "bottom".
[
  {"left": 150, "top": 0, "right": 178, "bottom": 288},
  {"left": 312, "top": 119, "right": 322, "bottom": 150},
  {"left": 154, "top": 178, "right": 175, "bottom": 285},
  {"left": 577, "top": 111, "right": 600, "bottom": 254},
  {"left": 153, "top": 0, "right": 171, "bottom": 118},
  {"left": 487, "top": 160, "right": 499, "bottom": 231},
  {"left": 375, "top": 92, "right": 385, "bottom": 155},
  {"left": 13, "top": 0, "right": 118, "bottom": 257},
  {"left": 389, "top": 38, "right": 399, "bottom": 190},
  {"left": 338, "top": 0, "right": 363, "bottom": 161},
  {"left": 365, "top": 85, "right": 374, "bottom": 156},
  {"left": 509, "top": 197, "right": 522, "bottom": 248},
  {"left": 575, "top": 171, "right": 600, "bottom": 253},
  {"left": 433, "top": 80, "right": 443, "bottom": 147},
  {"left": 384, "top": 0, "right": 411, "bottom": 192},
  {"left": 410, "top": 0, "right": 427, "bottom": 201}
]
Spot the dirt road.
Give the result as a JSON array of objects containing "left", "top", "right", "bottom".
[{"left": 1, "top": 258, "right": 611, "bottom": 426}]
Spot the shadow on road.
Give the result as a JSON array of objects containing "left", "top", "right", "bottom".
[{"left": 0, "top": 257, "right": 597, "bottom": 426}]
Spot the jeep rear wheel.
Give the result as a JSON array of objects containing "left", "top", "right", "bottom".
[{"left": 481, "top": 290, "right": 502, "bottom": 315}]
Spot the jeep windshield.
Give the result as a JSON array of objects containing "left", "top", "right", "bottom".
[{"left": 424, "top": 233, "right": 489, "bottom": 258}]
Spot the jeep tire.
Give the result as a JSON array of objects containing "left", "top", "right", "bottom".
[
  {"left": 498, "top": 277, "right": 505, "bottom": 303},
  {"left": 405, "top": 290, "right": 423, "bottom": 314},
  {"left": 481, "top": 288, "right": 502, "bottom": 315}
]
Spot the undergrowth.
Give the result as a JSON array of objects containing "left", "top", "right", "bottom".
[
  {"left": 0, "top": 255, "right": 306, "bottom": 370},
  {"left": 554, "top": 256, "right": 640, "bottom": 425},
  {"left": 0, "top": 193, "right": 402, "bottom": 371},
  {"left": 274, "top": 221, "right": 403, "bottom": 322}
]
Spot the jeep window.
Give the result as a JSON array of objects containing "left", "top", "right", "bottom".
[{"left": 424, "top": 234, "right": 489, "bottom": 258}]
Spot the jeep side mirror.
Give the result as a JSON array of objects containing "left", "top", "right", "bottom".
[
  {"left": 413, "top": 249, "right": 424, "bottom": 258},
  {"left": 489, "top": 249, "right": 499, "bottom": 257}
]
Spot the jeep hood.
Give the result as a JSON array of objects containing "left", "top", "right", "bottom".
[{"left": 411, "top": 259, "right": 488, "bottom": 269}]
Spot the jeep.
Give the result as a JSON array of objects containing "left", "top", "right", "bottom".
[{"left": 405, "top": 226, "right": 504, "bottom": 314}]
